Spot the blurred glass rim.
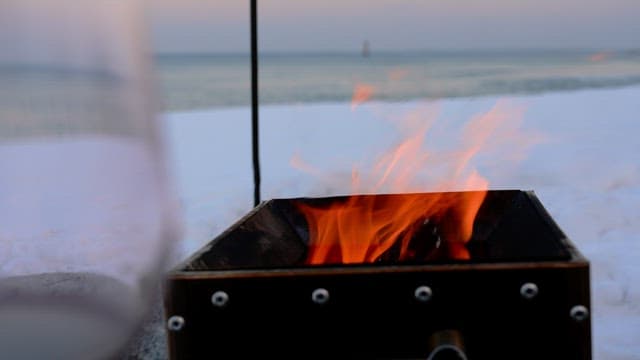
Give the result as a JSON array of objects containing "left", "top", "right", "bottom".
[{"left": 0, "top": 0, "right": 181, "bottom": 280}]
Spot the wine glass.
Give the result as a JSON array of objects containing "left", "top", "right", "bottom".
[{"left": 0, "top": 0, "right": 179, "bottom": 358}]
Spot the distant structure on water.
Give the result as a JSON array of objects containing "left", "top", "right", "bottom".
[{"left": 361, "top": 40, "right": 370, "bottom": 58}]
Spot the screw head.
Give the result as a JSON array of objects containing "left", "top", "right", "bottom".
[
  {"left": 167, "top": 315, "right": 185, "bottom": 331},
  {"left": 520, "top": 282, "right": 539, "bottom": 299},
  {"left": 570, "top": 305, "right": 589, "bottom": 322},
  {"left": 311, "top": 288, "right": 330, "bottom": 304},
  {"left": 414, "top": 285, "right": 433, "bottom": 302},
  {"left": 211, "top": 290, "right": 229, "bottom": 307}
]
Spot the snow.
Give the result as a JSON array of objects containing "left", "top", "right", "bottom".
[
  {"left": 0, "top": 136, "right": 171, "bottom": 287},
  {"left": 163, "top": 85, "right": 640, "bottom": 359}
]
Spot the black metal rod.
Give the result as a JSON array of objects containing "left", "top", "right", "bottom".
[{"left": 250, "top": 0, "right": 261, "bottom": 207}]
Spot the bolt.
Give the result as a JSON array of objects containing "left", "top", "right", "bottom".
[
  {"left": 570, "top": 305, "right": 589, "bottom": 322},
  {"left": 415, "top": 285, "right": 433, "bottom": 302},
  {"left": 520, "top": 283, "right": 539, "bottom": 299},
  {"left": 311, "top": 288, "right": 330, "bottom": 304},
  {"left": 167, "top": 315, "right": 185, "bottom": 331},
  {"left": 211, "top": 290, "right": 229, "bottom": 307}
]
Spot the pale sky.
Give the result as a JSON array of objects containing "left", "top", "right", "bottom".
[{"left": 148, "top": 0, "right": 640, "bottom": 54}]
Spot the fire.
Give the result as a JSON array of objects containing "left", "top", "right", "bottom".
[
  {"left": 388, "top": 68, "right": 409, "bottom": 81},
  {"left": 588, "top": 51, "right": 611, "bottom": 62},
  {"left": 294, "top": 101, "right": 529, "bottom": 265},
  {"left": 351, "top": 83, "right": 375, "bottom": 110}
]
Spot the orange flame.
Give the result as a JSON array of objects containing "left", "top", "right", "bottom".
[
  {"left": 589, "top": 51, "right": 611, "bottom": 62},
  {"left": 351, "top": 83, "right": 375, "bottom": 109},
  {"left": 294, "top": 101, "right": 529, "bottom": 265},
  {"left": 388, "top": 68, "right": 409, "bottom": 81}
]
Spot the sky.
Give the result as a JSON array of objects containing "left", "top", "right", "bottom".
[{"left": 148, "top": 0, "right": 640, "bottom": 54}]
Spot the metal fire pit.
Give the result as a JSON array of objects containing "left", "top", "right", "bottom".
[{"left": 164, "top": 190, "right": 591, "bottom": 359}]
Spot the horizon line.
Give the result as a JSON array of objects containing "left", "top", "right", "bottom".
[{"left": 154, "top": 46, "right": 640, "bottom": 57}]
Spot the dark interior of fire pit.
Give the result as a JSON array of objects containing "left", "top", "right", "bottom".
[{"left": 182, "top": 190, "right": 573, "bottom": 271}]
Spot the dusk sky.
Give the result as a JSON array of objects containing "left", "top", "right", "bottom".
[{"left": 149, "top": 0, "right": 640, "bottom": 54}]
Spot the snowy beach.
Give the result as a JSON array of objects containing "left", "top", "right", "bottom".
[
  {"left": 163, "top": 85, "right": 640, "bottom": 359},
  {"left": 3, "top": 0, "right": 640, "bottom": 357}
]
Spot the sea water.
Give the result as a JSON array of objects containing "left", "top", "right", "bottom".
[{"left": 155, "top": 49, "right": 640, "bottom": 111}]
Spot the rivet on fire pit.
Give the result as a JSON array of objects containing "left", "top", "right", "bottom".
[
  {"left": 167, "top": 315, "right": 185, "bottom": 332},
  {"left": 520, "top": 282, "right": 539, "bottom": 299},
  {"left": 311, "top": 288, "right": 330, "bottom": 304},
  {"left": 211, "top": 290, "right": 229, "bottom": 307},
  {"left": 570, "top": 305, "right": 589, "bottom": 322},
  {"left": 414, "top": 285, "right": 433, "bottom": 302}
]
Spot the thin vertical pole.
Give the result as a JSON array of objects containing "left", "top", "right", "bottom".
[{"left": 250, "top": 0, "right": 261, "bottom": 206}]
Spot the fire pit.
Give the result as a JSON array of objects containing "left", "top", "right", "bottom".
[{"left": 164, "top": 190, "right": 591, "bottom": 359}]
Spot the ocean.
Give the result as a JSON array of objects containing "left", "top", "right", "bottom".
[{"left": 155, "top": 49, "right": 640, "bottom": 111}]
